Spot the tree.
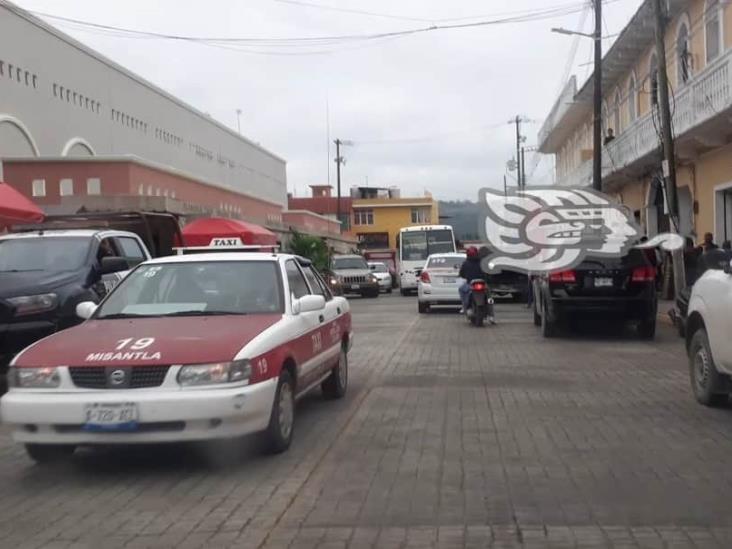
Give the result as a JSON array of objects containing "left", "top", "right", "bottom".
[{"left": 288, "top": 229, "right": 330, "bottom": 271}]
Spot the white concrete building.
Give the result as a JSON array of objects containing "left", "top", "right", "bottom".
[{"left": 0, "top": 0, "right": 287, "bottom": 207}]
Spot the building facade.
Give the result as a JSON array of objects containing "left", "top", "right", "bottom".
[
  {"left": 538, "top": 0, "right": 732, "bottom": 245},
  {"left": 0, "top": 0, "right": 287, "bottom": 206},
  {"left": 351, "top": 189, "right": 440, "bottom": 250}
]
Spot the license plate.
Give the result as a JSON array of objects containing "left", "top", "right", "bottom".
[
  {"left": 83, "top": 403, "right": 138, "bottom": 431},
  {"left": 443, "top": 277, "right": 456, "bottom": 284},
  {"left": 351, "top": 284, "right": 360, "bottom": 290},
  {"left": 594, "top": 277, "right": 613, "bottom": 287}
]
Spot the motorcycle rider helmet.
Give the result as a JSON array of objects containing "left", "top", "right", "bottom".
[{"left": 466, "top": 246, "right": 479, "bottom": 258}]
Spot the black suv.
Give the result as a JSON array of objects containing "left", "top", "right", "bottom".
[{"left": 532, "top": 249, "right": 657, "bottom": 338}]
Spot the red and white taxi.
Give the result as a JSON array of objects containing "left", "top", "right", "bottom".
[{"left": 1, "top": 252, "right": 352, "bottom": 462}]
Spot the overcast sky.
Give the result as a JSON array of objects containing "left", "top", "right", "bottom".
[{"left": 16, "top": 0, "right": 642, "bottom": 201}]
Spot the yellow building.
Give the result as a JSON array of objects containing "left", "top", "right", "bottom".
[
  {"left": 350, "top": 187, "right": 440, "bottom": 250},
  {"left": 538, "top": 0, "right": 732, "bottom": 246}
]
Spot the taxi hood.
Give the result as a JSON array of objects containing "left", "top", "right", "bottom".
[{"left": 14, "top": 315, "right": 282, "bottom": 368}]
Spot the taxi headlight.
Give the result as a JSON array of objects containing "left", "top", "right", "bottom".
[
  {"left": 10, "top": 367, "right": 61, "bottom": 388},
  {"left": 177, "top": 360, "right": 251, "bottom": 387},
  {"left": 7, "top": 293, "right": 58, "bottom": 316},
  {"left": 368, "top": 274, "right": 378, "bottom": 283}
]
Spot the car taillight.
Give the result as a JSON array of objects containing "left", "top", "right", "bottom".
[
  {"left": 471, "top": 281, "right": 486, "bottom": 291},
  {"left": 420, "top": 271, "right": 431, "bottom": 283},
  {"left": 632, "top": 265, "right": 656, "bottom": 282},
  {"left": 549, "top": 270, "right": 577, "bottom": 283}
]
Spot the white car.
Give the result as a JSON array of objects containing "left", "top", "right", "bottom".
[
  {"left": 417, "top": 253, "right": 466, "bottom": 314},
  {"left": 686, "top": 251, "right": 732, "bottom": 406},
  {"left": 368, "top": 262, "right": 392, "bottom": 293},
  {"left": 1, "top": 252, "right": 353, "bottom": 463}
]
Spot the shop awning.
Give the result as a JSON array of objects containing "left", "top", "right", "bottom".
[
  {"left": 181, "top": 217, "right": 277, "bottom": 248},
  {"left": 0, "top": 182, "right": 45, "bottom": 227}
]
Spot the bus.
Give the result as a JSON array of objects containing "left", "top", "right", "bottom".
[{"left": 398, "top": 225, "right": 457, "bottom": 295}]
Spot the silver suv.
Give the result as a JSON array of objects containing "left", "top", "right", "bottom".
[{"left": 331, "top": 255, "right": 380, "bottom": 298}]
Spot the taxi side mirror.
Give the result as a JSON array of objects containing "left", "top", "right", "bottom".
[
  {"left": 100, "top": 256, "right": 129, "bottom": 275},
  {"left": 76, "top": 301, "right": 98, "bottom": 320},
  {"left": 295, "top": 295, "right": 326, "bottom": 314}
]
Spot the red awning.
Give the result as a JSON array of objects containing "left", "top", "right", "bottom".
[
  {"left": 181, "top": 217, "right": 277, "bottom": 248},
  {"left": 0, "top": 183, "right": 45, "bottom": 227}
]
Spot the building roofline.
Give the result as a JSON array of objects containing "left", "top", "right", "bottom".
[
  {"left": 2, "top": 154, "right": 284, "bottom": 208},
  {"left": 0, "top": 0, "right": 287, "bottom": 164},
  {"left": 283, "top": 209, "right": 342, "bottom": 225}
]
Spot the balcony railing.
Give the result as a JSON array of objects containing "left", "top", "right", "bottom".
[{"left": 556, "top": 47, "right": 732, "bottom": 186}]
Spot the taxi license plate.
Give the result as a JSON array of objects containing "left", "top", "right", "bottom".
[
  {"left": 83, "top": 403, "right": 138, "bottom": 431},
  {"left": 594, "top": 277, "right": 613, "bottom": 287}
]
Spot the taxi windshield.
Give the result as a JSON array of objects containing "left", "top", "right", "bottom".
[{"left": 96, "top": 261, "right": 283, "bottom": 318}]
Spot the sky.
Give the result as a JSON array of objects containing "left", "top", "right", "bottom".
[{"left": 15, "top": 0, "right": 643, "bottom": 201}]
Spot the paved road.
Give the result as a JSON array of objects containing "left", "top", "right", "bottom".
[{"left": 1, "top": 296, "right": 732, "bottom": 548}]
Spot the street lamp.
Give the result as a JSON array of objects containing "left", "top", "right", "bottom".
[{"left": 550, "top": 27, "right": 596, "bottom": 39}]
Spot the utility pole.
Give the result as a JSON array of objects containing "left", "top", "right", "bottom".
[
  {"left": 335, "top": 139, "right": 343, "bottom": 231},
  {"left": 333, "top": 139, "right": 353, "bottom": 233},
  {"left": 592, "top": 0, "right": 603, "bottom": 191},
  {"left": 236, "top": 109, "right": 242, "bottom": 134},
  {"left": 520, "top": 147, "right": 526, "bottom": 188},
  {"left": 515, "top": 116, "right": 522, "bottom": 189},
  {"left": 652, "top": 0, "right": 685, "bottom": 293}
]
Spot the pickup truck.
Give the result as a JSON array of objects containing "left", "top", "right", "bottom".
[
  {"left": 685, "top": 250, "right": 732, "bottom": 406},
  {"left": 0, "top": 229, "right": 152, "bottom": 378}
]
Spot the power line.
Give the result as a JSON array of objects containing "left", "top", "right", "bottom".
[
  {"left": 24, "top": 1, "right": 621, "bottom": 57},
  {"left": 273, "top": 0, "right": 620, "bottom": 24}
]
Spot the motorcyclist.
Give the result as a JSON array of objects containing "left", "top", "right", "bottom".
[{"left": 458, "top": 246, "right": 495, "bottom": 323}]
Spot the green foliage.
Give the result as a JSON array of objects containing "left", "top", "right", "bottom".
[{"left": 288, "top": 230, "right": 330, "bottom": 271}]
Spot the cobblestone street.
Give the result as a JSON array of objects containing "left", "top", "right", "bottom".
[{"left": 2, "top": 295, "right": 732, "bottom": 548}]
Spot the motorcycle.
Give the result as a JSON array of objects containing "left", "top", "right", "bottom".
[{"left": 466, "top": 278, "right": 495, "bottom": 327}]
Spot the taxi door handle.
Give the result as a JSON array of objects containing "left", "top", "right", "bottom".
[{"left": 319, "top": 314, "right": 325, "bottom": 323}]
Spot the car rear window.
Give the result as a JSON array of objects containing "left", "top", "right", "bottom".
[
  {"left": 427, "top": 256, "right": 464, "bottom": 269},
  {"left": 576, "top": 249, "right": 650, "bottom": 269}
]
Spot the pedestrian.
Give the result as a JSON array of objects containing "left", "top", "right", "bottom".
[
  {"left": 604, "top": 128, "right": 615, "bottom": 145},
  {"left": 683, "top": 236, "right": 701, "bottom": 286},
  {"left": 699, "top": 232, "right": 718, "bottom": 252}
]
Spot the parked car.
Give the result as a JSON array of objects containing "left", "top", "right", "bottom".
[
  {"left": 368, "top": 262, "right": 393, "bottom": 293},
  {"left": 417, "top": 253, "right": 466, "bottom": 313},
  {"left": 0, "top": 253, "right": 353, "bottom": 462},
  {"left": 532, "top": 248, "right": 657, "bottom": 338},
  {"left": 0, "top": 229, "right": 152, "bottom": 378},
  {"left": 685, "top": 251, "right": 732, "bottom": 406},
  {"left": 331, "top": 255, "right": 380, "bottom": 298}
]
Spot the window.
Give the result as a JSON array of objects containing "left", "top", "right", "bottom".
[
  {"left": 677, "top": 20, "right": 691, "bottom": 84},
  {"left": 302, "top": 265, "right": 332, "bottom": 300},
  {"left": 0, "top": 60, "right": 3, "bottom": 76},
  {"left": 32, "top": 179, "right": 46, "bottom": 197},
  {"left": 86, "top": 178, "right": 101, "bottom": 196},
  {"left": 116, "top": 237, "right": 146, "bottom": 267},
  {"left": 354, "top": 209, "right": 374, "bottom": 226},
  {"left": 59, "top": 178, "right": 74, "bottom": 197},
  {"left": 649, "top": 53, "right": 659, "bottom": 106},
  {"left": 147, "top": 185, "right": 153, "bottom": 196},
  {"left": 285, "top": 260, "right": 310, "bottom": 299},
  {"left": 411, "top": 208, "right": 430, "bottom": 224},
  {"left": 138, "top": 184, "right": 144, "bottom": 195},
  {"left": 628, "top": 75, "right": 637, "bottom": 121},
  {"left": 705, "top": 0, "right": 722, "bottom": 63},
  {"left": 613, "top": 91, "right": 621, "bottom": 134},
  {"left": 52, "top": 83, "right": 57, "bottom": 97}
]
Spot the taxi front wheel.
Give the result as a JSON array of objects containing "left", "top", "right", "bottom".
[
  {"left": 263, "top": 370, "right": 295, "bottom": 454},
  {"left": 25, "top": 444, "right": 76, "bottom": 464}
]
